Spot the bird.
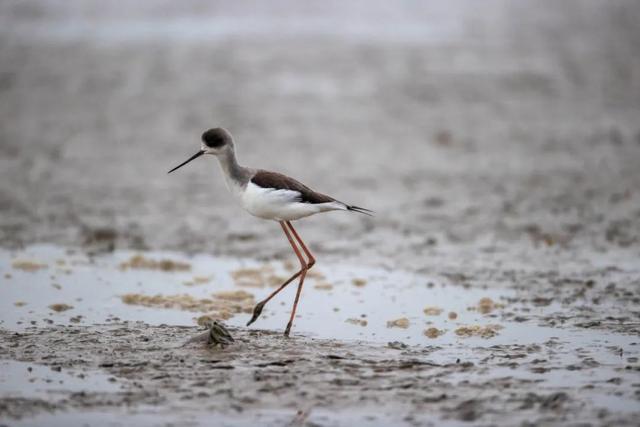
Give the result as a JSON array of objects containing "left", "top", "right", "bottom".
[{"left": 168, "top": 128, "right": 371, "bottom": 336}]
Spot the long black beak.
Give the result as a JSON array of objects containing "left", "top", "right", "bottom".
[{"left": 168, "top": 150, "right": 204, "bottom": 174}]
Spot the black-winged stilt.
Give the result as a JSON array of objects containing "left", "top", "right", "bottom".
[{"left": 168, "top": 128, "right": 371, "bottom": 336}]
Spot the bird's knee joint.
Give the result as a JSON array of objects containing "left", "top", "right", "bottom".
[{"left": 307, "top": 259, "right": 316, "bottom": 268}]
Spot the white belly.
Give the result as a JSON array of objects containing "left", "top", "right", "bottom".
[{"left": 239, "top": 182, "right": 343, "bottom": 221}]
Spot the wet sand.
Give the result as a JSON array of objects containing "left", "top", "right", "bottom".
[{"left": 1, "top": 0, "right": 640, "bottom": 425}]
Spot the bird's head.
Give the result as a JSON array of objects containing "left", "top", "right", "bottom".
[
  {"left": 168, "top": 127, "right": 234, "bottom": 173},
  {"left": 200, "top": 128, "right": 234, "bottom": 155}
]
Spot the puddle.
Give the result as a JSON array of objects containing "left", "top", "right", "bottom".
[
  {"left": 0, "top": 360, "right": 120, "bottom": 398},
  {"left": 0, "top": 244, "right": 637, "bottom": 353}
]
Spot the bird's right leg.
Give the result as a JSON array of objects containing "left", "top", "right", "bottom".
[{"left": 246, "top": 221, "right": 308, "bottom": 327}]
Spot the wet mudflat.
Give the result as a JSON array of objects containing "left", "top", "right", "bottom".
[
  {"left": 1, "top": 246, "right": 639, "bottom": 426},
  {"left": 1, "top": 322, "right": 637, "bottom": 427},
  {"left": 2, "top": 0, "right": 640, "bottom": 425}
]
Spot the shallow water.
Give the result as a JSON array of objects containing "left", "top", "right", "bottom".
[{"left": 1, "top": 245, "right": 637, "bottom": 360}]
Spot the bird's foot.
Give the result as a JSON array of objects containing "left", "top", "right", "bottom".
[
  {"left": 246, "top": 301, "right": 265, "bottom": 326},
  {"left": 283, "top": 322, "right": 293, "bottom": 337}
]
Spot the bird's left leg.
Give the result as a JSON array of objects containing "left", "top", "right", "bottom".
[
  {"left": 283, "top": 221, "right": 314, "bottom": 337},
  {"left": 246, "top": 221, "right": 307, "bottom": 327}
]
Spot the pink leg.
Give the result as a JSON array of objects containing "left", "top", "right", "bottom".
[
  {"left": 283, "top": 221, "right": 315, "bottom": 337},
  {"left": 246, "top": 221, "right": 309, "bottom": 329},
  {"left": 286, "top": 220, "right": 316, "bottom": 268}
]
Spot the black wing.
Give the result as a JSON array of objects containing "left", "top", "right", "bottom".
[{"left": 251, "top": 170, "right": 335, "bottom": 204}]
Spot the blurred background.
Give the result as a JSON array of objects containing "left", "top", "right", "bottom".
[{"left": 1, "top": 0, "right": 638, "bottom": 268}]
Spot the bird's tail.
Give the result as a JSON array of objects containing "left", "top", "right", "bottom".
[{"left": 346, "top": 205, "right": 373, "bottom": 216}]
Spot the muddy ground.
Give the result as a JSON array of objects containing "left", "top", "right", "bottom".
[
  {"left": 0, "top": 322, "right": 637, "bottom": 427},
  {"left": 1, "top": 0, "right": 640, "bottom": 425}
]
